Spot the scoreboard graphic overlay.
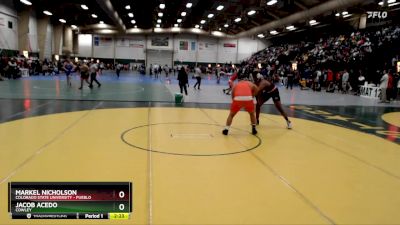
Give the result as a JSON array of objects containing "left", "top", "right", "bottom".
[{"left": 8, "top": 182, "right": 132, "bottom": 220}]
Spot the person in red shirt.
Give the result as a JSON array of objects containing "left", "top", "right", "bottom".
[
  {"left": 223, "top": 73, "right": 258, "bottom": 135},
  {"left": 387, "top": 70, "right": 394, "bottom": 101},
  {"left": 326, "top": 69, "right": 335, "bottom": 92},
  {"left": 336, "top": 71, "right": 342, "bottom": 92},
  {"left": 223, "top": 69, "right": 238, "bottom": 95}
]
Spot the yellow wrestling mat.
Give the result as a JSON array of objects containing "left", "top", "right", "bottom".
[
  {"left": 382, "top": 112, "right": 400, "bottom": 127},
  {"left": 1, "top": 107, "right": 400, "bottom": 225}
]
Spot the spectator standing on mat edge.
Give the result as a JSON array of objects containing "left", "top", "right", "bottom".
[
  {"left": 193, "top": 66, "right": 202, "bottom": 90},
  {"left": 379, "top": 70, "right": 389, "bottom": 103},
  {"left": 89, "top": 62, "right": 101, "bottom": 89},
  {"left": 116, "top": 62, "right": 122, "bottom": 78},
  {"left": 178, "top": 66, "right": 189, "bottom": 95}
]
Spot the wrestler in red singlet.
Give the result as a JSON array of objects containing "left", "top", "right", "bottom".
[{"left": 223, "top": 79, "right": 258, "bottom": 135}]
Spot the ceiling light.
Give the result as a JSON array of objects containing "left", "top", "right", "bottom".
[
  {"left": 174, "top": 24, "right": 179, "bottom": 27},
  {"left": 59, "top": 19, "right": 66, "bottom": 23},
  {"left": 310, "top": 20, "right": 319, "bottom": 26},
  {"left": 247, "top": 10, "right": 256, "bottom": 15},
  {"left": 212, "top": 31, "right": 224, "bottom": 36},
  {"left": 159, "top": 3, "right": 165, "bottom": 9},
  {"left": 172, "top": 27, "right": 180, "bottom": 32},
  {"left": 100, "top": 21, "right": 104, "bottom": 24},
  {"left": 91, "top": 14, "right": 97, "bottom": 18},
  {"left": 101, "top": 29, "right": 116, "bottom": 34},
  {"left": 181, "top": 12, "right": 187, "bottom": 17},
  {"left": 131, "top": 20, "right": 136, "bottom": 24},
  {"left": 125, "top": 5, "right": 131, "bottom": 10},
  {"left": 378, "top": 0, "right": 397, "bottom": 5},
  {"left": 192, "top": 28, "right": 201, "bottom": 33},
  {"left": 234, "top": 17, "right": 241, "bottom": 22},
  {"left": 81, "top": 4, "right": 88, "bottom": 10},
  {"left": 200, "top": 20, "right": 206, "bottom": 24},
  {"left": 156, "top": 24, "right": 161, "bottom": 28},
  {"left": 217, "top": 5, "right": 224, "bottom": 10},
  {"left": 43, "top": 11, "right": 52, "bottom": 16},
  {"left": 177, "top": 19, "right": 182, "bottom": 23},
  {"left": 157, "top": 19, "right": 162, "bottom": 23},
  {"left": 257, "top": 34, "right": 265, "bottom": 38},
  {"left": 335, "top": 13, "right": 340, "bottom": 16},
  {"left": 186, "top": 2, "right": 193, "bottom": 8},
  {"left": 342, "top": 11, "right": 348, "bottom": 15},
  {"left": 270, "top": 30, "right": 278, "bottom": 35},
  {"left": 389, "top": 2, "right": 400, "bottom": 6},
  {"left": 208, "top": 13, "right": 214, "bottom": 18},
  {"left": 134, "top": 25, "right": 138, "bottom": 28},
  {"left": 158, "top": 12, "right": 163, "bottom": 17},
  {"left": 286, "top": 25, "right": 295, "bottom": 30},
  {"left": 195, "top": 24, "right": 199, "bottom": 28},
  {"left": 267, "top": 0, "right": 278, "bottom": 6},
  {"left": 71, "top": 25, "right": 78, "bottom": 29},
  {"left": 20, "top": 0, "right": 32, "bottom": 6},
  {"left": 343, "top": 14, "right": 352, "bottom": 18},
  {"left": 128, "top": 13, "right": 134, "bottom": 18},
  {"left": 155, "top": 27, "right": 162, "bottom": 32},
  {"left": 224, "top": 24, "right": 229, "bottom": 28}
]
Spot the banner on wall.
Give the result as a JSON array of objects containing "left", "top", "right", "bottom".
[
  {"left": 130, "top": 41, "right": 144, "bottom": 48},
  {"left": 191, "top": 42, "right": 196, "bottom": 51},
  {"left": 116, "top": 38, "right": 129, "bottom": 47},
  {"left": 94, "top": 36, "right": 113, "bottom": 46},
  {"left": 223, "top": 43, "right": 236, "bottom": 48},
  {"left": 151, "top": 37, "right": 169, "bottom": 46},
  {"left": 116, "top": 38, "right": 144, "bottom": 48},
  {"left": 179, "top": 41, "right": 188, "bottom": 50},
  {"left": 199, "top": 42, "right": 215, "bottom": 50}
]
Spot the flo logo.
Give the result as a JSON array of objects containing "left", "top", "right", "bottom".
[
  {"left": 367, "top": 11, "right": 388, "bottom": 19},
  {"left": 26, "top": 213, "right": 31, "bottom": 219}
]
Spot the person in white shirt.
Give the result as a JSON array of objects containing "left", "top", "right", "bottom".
[
  {"left": 193, "top": 66, "right": 202, "bottom": 90},
  {"left": 116, "top": 63, "right": 122, "bottom": 78},
  {"left": 379, "top": 71, "right": 389, "bottom": 103},
  {"left": 164, "top": 65, "right": 169, "bottom": 78},
  {"left": 356, "top": 72, "right": 365, "bottom": 95},
  {"left": 89, "top": 62, "right": 101, "bottom": 88},
  {"left": 99, "top": 62, "right": 104, "bottom": 75},
  {"left": 342, "top": 69, "right": 349, "bottom": 93}
]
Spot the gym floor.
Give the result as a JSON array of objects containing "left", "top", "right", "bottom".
[{"left": 0, "top": 71, "right": 399, "bottom": 225}]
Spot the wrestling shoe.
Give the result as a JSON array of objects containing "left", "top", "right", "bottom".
[
  {"left": 222, "top": 129, "right": 229, "bottom": 135},
  {"left": 286, "top": 120, "right": 292, "bottom": 129}
]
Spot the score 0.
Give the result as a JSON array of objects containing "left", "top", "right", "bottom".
[{"left": 118, "top": 190, "right": 126, "bottom": 211}]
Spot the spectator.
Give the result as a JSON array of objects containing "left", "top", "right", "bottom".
[
  {"left": 379, "top": 70, "right": 389, "bottom": 103},
  {"left": 356, "top": 73, "right": 366, "bottom": 95},
  {"left": 116, "top": 62, "right": 122, "bottom": 78},
  {"left": 193, "top": 66, "right": 202, "bottom": 90},
  {"left": 342, "top": 69, "right": 350, "bottom": 94},
  {"left": 178, "top": 66, "right": 189, "bottom": 95}
]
